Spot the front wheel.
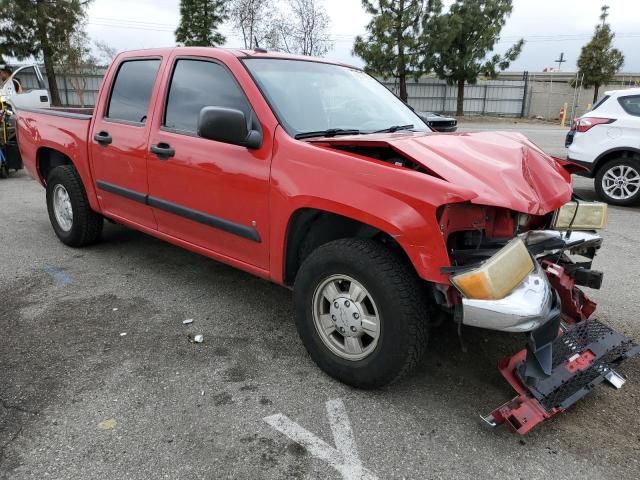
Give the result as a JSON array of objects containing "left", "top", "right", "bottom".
[
  {"left": 46, "top": 165, "right": 104, "bottom": 247},
  {"left": 595, "top": 158, "right": 640, "bottom": 206},
  {"left": 293, "top": 239, "right": 429, "bottom": 389}
]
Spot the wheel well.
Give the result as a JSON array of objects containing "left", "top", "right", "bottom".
[
  {"left": 37, "top": 148, "right": 73, "bottom": 184},
  {"left": 594, "top": 149, "right": 640, "bottom": 176},
  {"left": 283, "top": 209, "right": 411, "bottom": 286}
]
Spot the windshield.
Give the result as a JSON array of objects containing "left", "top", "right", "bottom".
[{"left": 243, "top": 58, "right": 430, "bottom": 137}]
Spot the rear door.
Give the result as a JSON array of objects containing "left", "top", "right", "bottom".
[
  {"left": 146, "top": 54, "right": 272, "bottom": 269},
  {"left": 90, "top": 56, "right": 163, "bottom": 229}
]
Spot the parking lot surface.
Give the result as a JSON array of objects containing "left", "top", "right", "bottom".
[{"left": 1, "top": 123, "right": 639, "bottom": 479}]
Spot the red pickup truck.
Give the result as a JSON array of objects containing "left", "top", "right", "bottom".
[{"left": 16, "top": 47, "right": 638, "bottom": 433}]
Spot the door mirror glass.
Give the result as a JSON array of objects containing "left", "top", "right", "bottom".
[{"left": 197, "top": 106, "right": 262, "bottom": 149}]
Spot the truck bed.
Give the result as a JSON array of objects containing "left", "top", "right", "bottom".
[{"left": 16, "top": 105, "right": 94, "bottom": 189}]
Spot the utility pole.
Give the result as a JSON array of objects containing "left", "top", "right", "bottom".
[{"left": 555, "top": 52, "right": 566, "bottom": 72}]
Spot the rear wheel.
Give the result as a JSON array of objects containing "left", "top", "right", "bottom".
[
  {"left": 46, "top": 165, "right": 103, "bottom": 246},
  {"left": 595, "top": 158, "right": 640, "bottom": 206},
  {"left": 293, "top": 238, "right": 429, "bottom": 389}
]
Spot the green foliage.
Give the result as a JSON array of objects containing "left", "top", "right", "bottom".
[
  {"left": 431, "top": 0, "right": 523, "bottom": 115},
  {"left": 175, "top": 0, "right": 229, "bottom": 47},
  {"left": 576, "top": 5, "right": 624, "bottom": 102},
  {"left": 353, "top": 1, "right": 442, "bottom": 101},
  {"left": 432, "top": 0, "right": 523, "bottom": 83},
  {"left": 0, "top": 0, "right": 91, "bottom": 106}
]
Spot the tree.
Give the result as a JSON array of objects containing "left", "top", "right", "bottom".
[
  {"left": 0, "top": 0, "right": 92, "bottom": 107},
  {"left": 229, "top": 0, "right": 274, "bottom": 49},
  {"left": 94, "top": 40, "right": 119, "bottom": 65},
  {"left": 267, "top": 0, "right": 332, "bottom": 57},
  {"left": 576, "top": 5, "right": 624, "bottom": 103},
  {"left": 175, "top": 0, "right": 228, "bottom": 47},
  {"left": 353, "top": 1, "right": 442, "bottom": 102},
  {"left": 59, "top": 22, "right": 98, "bottom": 108},
  {"left": 432, "top": 0, "right": 524, "bottom": 116}
]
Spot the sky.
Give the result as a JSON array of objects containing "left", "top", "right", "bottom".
[{"left": 86, "top": 0, "right": 640, "bottom": 72}]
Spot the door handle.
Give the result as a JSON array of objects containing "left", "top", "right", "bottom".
[
  {"left": 94, "top": 131, "right": 112, "bottom": 145},
  {"left": 150, "top": 143, "right": 175, "bottom": 159}
]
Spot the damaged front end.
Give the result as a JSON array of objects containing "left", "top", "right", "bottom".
[{"left": 440, "top": 201, "right": 640, "bottom": 434}]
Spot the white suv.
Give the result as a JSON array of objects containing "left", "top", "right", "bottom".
[{"left": 567, "top": 87, "right": 640, "bottom": 206}]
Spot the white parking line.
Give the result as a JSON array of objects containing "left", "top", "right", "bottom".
[{"left": 264, "top": 399, "right": 378, "bottom": 480}]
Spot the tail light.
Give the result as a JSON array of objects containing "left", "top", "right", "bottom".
[{"left": 575, "top": 117, "right": 615, "bottom": 133}]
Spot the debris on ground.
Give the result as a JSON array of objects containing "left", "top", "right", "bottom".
[
  {"left": 188, "top": 334, "right": 204, "bottom": 343},
  {"left": 120, "top": 332, "right": 127, "bottom": 337},
  {"left": 112, "top": 308, "right": 118, "bottom": 311},
  {"left": 183, "top": 318, "right": 194, "bottom": 325},
  {"left": 97, "top": 418, "right": 117, "bottom": 430}
]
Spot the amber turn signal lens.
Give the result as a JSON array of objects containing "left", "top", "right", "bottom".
[{"left": 451, "top": 238, "right": 534, "bottom": 300}]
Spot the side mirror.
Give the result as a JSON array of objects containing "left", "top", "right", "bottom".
[{"left": 197, "top": 106, "right": 262, "bottom": 149}]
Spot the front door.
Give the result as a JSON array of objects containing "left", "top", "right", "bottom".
[
  {"left": 90, "top": 57, "right": 163, "bottom": 229},
  {"left": 3, "top": 65, "right": 50, "bottom": 109},
  {"left": 146, "top": 56, "right": 271, "bottom": 269}
]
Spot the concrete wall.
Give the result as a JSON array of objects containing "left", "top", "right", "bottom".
[{"left": 525, "top": 72, "right": 640, "bottom": 120}]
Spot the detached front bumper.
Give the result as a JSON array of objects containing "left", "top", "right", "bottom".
[{"left": 452, "top": 229, "right": 640, "bottom": 434}]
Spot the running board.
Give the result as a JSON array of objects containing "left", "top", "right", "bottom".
[{"left": 484, "top": 319, "right": 639, "bottom": 435}]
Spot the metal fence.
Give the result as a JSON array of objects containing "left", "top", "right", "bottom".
[
  {"left": 14, "top": 65, "right": 530, "bottom": 116},
  {"left": 380, "top": 75, "right": 529, "bottom": 117},
  {"left": 14, "top": 66, "right": 107, "bottom": 107}
]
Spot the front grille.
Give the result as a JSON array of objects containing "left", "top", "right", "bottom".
[{"left": 519, "top": 320, "right": 640, "bottom": 410}]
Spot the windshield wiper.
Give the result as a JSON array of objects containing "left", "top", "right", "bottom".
[
  {"left": 373, "top": 124, "right": 414, "bottom": 133},
  {"left": 294, "top": 128, "right": 361, "bottom": 140}
]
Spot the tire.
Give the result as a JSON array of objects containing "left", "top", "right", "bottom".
[
  {"left": 46, "top": 165, "right": 104, "bottom": 247},
  {"left": 293, "top": 238, "right": 429, "bottom": 389},
  {"left": 595, "top": 158, "right": 640, "bottom": 206}
]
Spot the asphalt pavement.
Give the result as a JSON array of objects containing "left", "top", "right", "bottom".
[{"left": 1, "top": 122, "right": 639, "bottom": 479}]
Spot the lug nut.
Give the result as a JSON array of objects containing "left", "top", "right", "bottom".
[
  {"left": 334, "top": 302, "right": 339, "bottom": 308},
  {"left": 350, "top": 326, "right": 357, "bottom": 332},
  {"left": 353, "top": 312, "right": 359, "bottom": 319},
  {"left": 344, "top": 300, "right": 350, "bottom": 307},
  {"left": 339, "top": 327, "right": 345, "bottom": 333},
  {"left": 331, "top": 315, "right": 336, "bottom": 321}
]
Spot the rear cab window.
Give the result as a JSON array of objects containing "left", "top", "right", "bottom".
[
  {"left": 618, "top": 95, "right": 640, "bottom": 116},
  {"left": 163, "top": 58, "right": 252, "bottom": 134},
  {"left": 107, "top": 59, "right": 161, "bottom": 124}
]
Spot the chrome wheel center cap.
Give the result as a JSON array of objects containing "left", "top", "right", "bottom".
[{"left": 330, "top": 297, "right": 362, "bottom": 337}]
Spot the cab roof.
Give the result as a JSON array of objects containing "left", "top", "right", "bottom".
[{"left": 117, "top": 46, "right": 356, "bottom": 69}]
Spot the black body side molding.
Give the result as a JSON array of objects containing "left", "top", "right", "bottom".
[{"left": 96, "top": 180, "right": 261, "bottom": 242}]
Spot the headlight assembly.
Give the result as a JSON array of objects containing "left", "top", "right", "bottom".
[
  {"left": 552, "top": 201, "right": 608, "bottom": 230},
  {"left": 451, "top": 238, "right": 534, "bottom": 300}
]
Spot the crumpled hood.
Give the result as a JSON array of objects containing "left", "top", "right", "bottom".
[{"left": 311, "top": 131, "right": 573, "bottom": 215}]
